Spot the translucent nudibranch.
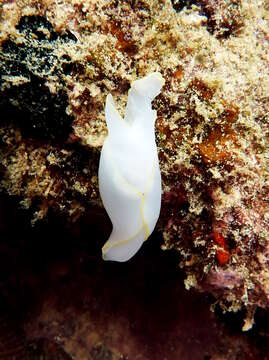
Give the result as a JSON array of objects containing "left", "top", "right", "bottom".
[{"left": 98, "top": 72, "right": 165, "bottom": 262}]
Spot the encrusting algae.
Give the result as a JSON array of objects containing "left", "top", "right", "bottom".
[{"left": 0, "top": 0, "right": 268, "bottom": 325}]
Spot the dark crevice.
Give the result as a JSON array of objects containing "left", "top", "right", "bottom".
[
  {"left": 171, "top": 0, "right": 198, "bottom": 12},
  {"left": 0, "top": 15, "right": 77, "bottom": 141}
]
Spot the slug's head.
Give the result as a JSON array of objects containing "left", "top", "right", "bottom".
[
  {"left": 105, "top": 72, "right": 165, "bottom": 137},
  {"left": 105, "top": 94, "right": 127, "bottom": 136},
  {"left": 130, "top": 72, "right": 165, "bottom": 101}
]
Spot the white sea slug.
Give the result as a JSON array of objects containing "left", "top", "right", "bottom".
[{"left": 98, "top": 72, "right": 165, "bottom": 262}]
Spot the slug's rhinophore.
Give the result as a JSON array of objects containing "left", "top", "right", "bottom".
[{"left": 98, "top": 73, "right": 165, "bottom": 262}]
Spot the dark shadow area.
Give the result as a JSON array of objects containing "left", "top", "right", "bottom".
[
  {"left": 0, "top": 16, "right": 76, "bottom": 141},
  {"left": 0, "top": 192, "right": 268, "bottom": 359}
]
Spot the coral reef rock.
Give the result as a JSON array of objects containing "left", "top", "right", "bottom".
[{"left": 0, "top": 0, "right": 268, "bottom": 320}]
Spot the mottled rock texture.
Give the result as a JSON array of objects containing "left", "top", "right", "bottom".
[{"left": 0, "top": 0, "right": 268, "bottom": 324}]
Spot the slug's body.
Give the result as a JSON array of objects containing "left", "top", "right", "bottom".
[{"left": 98, "top": 73, "right": 164, "bottom": 262}]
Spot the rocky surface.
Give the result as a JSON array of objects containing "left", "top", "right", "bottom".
[{"left": 0, "top": 0, "right": 268, "bottom": 337}]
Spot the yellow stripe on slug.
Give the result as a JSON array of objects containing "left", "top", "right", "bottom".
[{"left": 102, "top": 148, "right": 157, "bottom": 254}]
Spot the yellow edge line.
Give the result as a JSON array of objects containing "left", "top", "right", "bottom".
[
  {"left": 102, "top": 147, "right": 156, "bottom": 254},
  {"left": 102, "top": 225, "right": 144, "bottom": 254}
]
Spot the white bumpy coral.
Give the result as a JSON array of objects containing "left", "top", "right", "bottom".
[{"left": 98, "top": 72, "right": 165, "bottom": 262}]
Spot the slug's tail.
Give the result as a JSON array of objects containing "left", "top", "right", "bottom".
[{"left": 102, "top": 229, "right": 146, "bottom": 262}]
